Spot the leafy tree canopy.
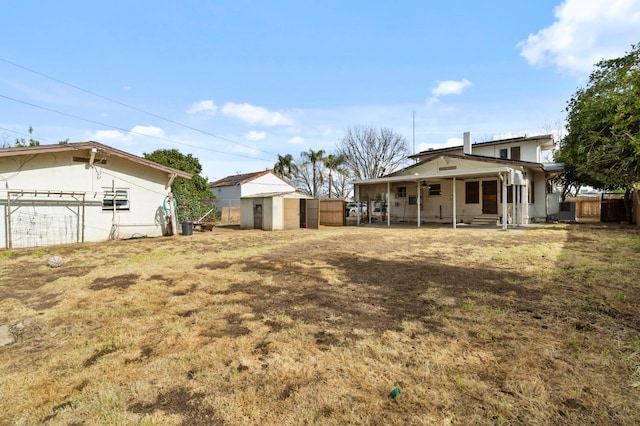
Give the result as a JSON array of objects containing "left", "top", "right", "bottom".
[
  {"left": 273, "top": 153, "right": 298, "bottom": 179},
  {"left": 556, "top": 43, "right": 640, "bottom": 195},
  {"left": 143, "top": 149, "right": 215, "bottom": 222}
]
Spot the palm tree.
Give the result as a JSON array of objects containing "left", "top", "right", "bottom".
[
  {"left": 323, "top": 154, "right": 345, "bottom": 198},
  {"left": 273, "top": 153, "right": 298, "bottom": 179},
  {"left": 300, "top": 149, "right": 325, "bottom": 197}
]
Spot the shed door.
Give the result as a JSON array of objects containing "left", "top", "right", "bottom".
[
  {"left": 283, "top": 198, "right": 299, "bottom": 230},
  {"left": 306, "top": 199, "right": 320, "bottom": 229},
  {"left": 253, "top": 202, "right": 263, "bottom": 229},
  {"left": 482, "top": 180, "right": 498, "bottom": 214}
]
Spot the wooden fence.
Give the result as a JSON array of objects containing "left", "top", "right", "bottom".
[
  {"left": 219, "top": 206, "right": 241, "bottom": 224},
  {"left": 566, "top": 197, "right": 600, "bottom": 219},
  {"left": 568, "top": 192, "right": 639, "bottom": 225},
  {"left": 319, "top": 199, "right": 346, "bottom": 226}
]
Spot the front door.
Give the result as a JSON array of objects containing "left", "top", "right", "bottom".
[{"left": 482, "top": 180, "right": 498, "bottom": 214}]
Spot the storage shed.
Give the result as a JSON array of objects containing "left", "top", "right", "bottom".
[{"left": 240, "top": 192, "right": 319, "bottom": 231}]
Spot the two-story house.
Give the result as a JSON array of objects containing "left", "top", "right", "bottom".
[{"left": 352, "top": 133, "right": 563, "bottom": 229}]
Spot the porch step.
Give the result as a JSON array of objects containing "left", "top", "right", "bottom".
[{"left": 471, "top": 216, "right": 500, "bottom": 226}]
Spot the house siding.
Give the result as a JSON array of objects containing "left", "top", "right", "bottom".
[
  {"left": 211, "top": 172, "right": 295, "bottom": 210},
  {"left": 1, "top": 150, "right": 175, "bottom": 248}
]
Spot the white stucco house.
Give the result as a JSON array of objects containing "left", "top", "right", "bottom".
[
  {"left": 209, "top": 170, "right": 296, "bottom": 210},
  {"left": 0, "top": 141, "right": 191, "bottom": 248},
  {"left": 352, "top": 133, "right": 564, "bottom": 229}
]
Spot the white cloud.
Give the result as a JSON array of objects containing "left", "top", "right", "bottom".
[
  {"left": 416, "top": 138, "right": 462, "bottom": 152},
  {"left": 432, "top": 79, "right": 472, "bottom": 97},
  {"left": 428, "top": 79, "right": 472, "bottom": 105},
  {"left": 244, "top": 130, "right": 266, "bottom": 141},
  {"left": 89, "top": 125, "right": 166, "bottom": 146},
  {"left": 187, "top": 100, "right": 218, "bottom": 116},
  {"left": 131, "top": 125, "right": 165, "bottom": 138},
  {"left": 518, "top": 0, "right": 640, "bottom": 74},
  {"left": 221, "top": 102, "right": 295, "bottom": 126},
  {"left": 231, "top": 145, "right": 261, "bottom": 155},
  {"left": 90, "top": 130, "right": 128, "bottom": 144},
  {"left": 288, "top": 136, "right": 305, "bottom": 145}
]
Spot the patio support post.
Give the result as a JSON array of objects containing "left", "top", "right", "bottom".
[
  {"left": 452, "top": 177, "right": 457, "bottom": 229},
  {"left": 355, "top": 184, "right": 360, "bottom": 226},
  {"left": 417, "top": 181, "right": 421, "bottom": 228},
  {"left": 501, "top": 173, "right": 508, "bottom": 231},
  {"left": 523, "top": 179, "right": 529, "bottom": 224},
  {"left": 512, "top": 181, "right": 517, "bottom": 228},
  {"left": 387, "top": 182, "right": 391, "bottom": 227}
]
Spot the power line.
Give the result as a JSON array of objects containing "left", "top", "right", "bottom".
[
  {"left": 0, "top": 93, "right": 274, "bottom": 164},
  {"left": 0, "top": 57, "right": 280, "bottom": 158}
]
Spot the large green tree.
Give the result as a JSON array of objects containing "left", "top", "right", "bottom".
[
  {"left": 143, "top": 149, "right": 215, "bottom": 222},
  {"left": 556, "top": 43, "right": 640, "bottom": 220},
  {"left": 323, "top": 153, "right": 345, "bottom": 198},
  {"left": 272, "top": 153, "right": 298, "bottom": 179}
]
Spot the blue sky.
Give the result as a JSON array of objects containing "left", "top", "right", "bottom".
[{"left": 1, "top": 0, "right": 639, "bottom": 181}]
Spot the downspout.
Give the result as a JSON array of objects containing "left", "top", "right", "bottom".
[
  {"left": 89, "top": 147, "right": 97, "bottom": 167},
  {"left": 167, "top": 173, "right": 177, "bottom": 189}
]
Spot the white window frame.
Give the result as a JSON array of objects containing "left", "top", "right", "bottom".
[{"left": 103, "top": 188, "right": 130, "bottom": 211}]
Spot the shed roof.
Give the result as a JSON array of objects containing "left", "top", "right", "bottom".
[
  {"left": 241, "top": 191, "right": 313, "bottom": 199},
  {"left": 209, "top": 170, "right": 273, "bottom": 188},
  {"left": 0, "top": 141, "right": 192, "bottom": 179}
]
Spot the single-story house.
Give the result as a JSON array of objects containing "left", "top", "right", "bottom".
[
  {"left": 240, "top": 191, "right": 319, "bottom": 231},
  {"left": 0, "top": 141, "right": 191, "bottom": 248},
  {"left": 353, "top": 133, "right": 564, "bottom": 230},
  {"left": 209, "top": 170, "right": 296, "bottom": 210}
]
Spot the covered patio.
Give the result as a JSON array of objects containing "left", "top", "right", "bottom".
[{"left": 353, "top": 166, "right": 533, "bottom": 231}]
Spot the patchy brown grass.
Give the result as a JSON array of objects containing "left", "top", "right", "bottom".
[{"left": 0, "top": 223, "right": 639, "bottom": 425}]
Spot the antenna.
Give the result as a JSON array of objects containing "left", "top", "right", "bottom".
[{"left": 412, "top": 110, "right": 417, "bottom": 163}]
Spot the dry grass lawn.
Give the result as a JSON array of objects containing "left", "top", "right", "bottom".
[{"left": 0, "top": 223, "right": 639, "bottom": 425}]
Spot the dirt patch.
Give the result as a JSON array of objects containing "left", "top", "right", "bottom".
[
  {"left": 201, "top": 313, "right": 252, "bottom": 339},
  {"left": 90, "top": 274, "right": 139, "bottom": 290},
  {"left": 128, "top": 387, "right": 221, "bottom": 425},
  {"left": 84, "top": 346, "right": 118, "bottom": 367}
]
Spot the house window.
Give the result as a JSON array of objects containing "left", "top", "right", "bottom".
[
  {"left": 501, "top": 184, "right": 521, "bottom": 204},
  {"left": 428, "top": 183, "right": 441, "bottom": 196},
  {"left": 511, "top": 146, "right": 521, "bottom": 161},
  {"left": 408, "top": 196, "right": 417, "bottom": 205},
  {"left": 465, "top": 181, "right": 479, "bottom": 204},
  {"left": 396, "top": 186, "right": 407, "bottom": 198},
  {"left": 529, "top": 181, "right": 535, "bottom": 204},
  {"left": 103, "top": 188, "right": 130, "bottom": 211},
  {"left": 499, "top": 148, "right": 508, "bottom": 159}
]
